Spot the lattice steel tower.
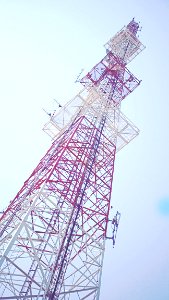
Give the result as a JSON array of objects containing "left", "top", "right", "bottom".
[{"left": 0, "top": 19, "right": 145, "bottom": 300}]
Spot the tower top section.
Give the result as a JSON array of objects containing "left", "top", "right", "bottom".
[
  {"left": 43, "top": 19, "right": 144, "bottom": 151},
  {"left": 126, "top": 18, "right": 140, "bottom": 36},
  {"left": 104, "top": 18, "right": 145, "bottom": 64}
]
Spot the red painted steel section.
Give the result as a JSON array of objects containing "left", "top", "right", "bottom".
[
  {"left": 127, "top": 18, "right": 140, "bottom": 36},
  {"left": 44, "top": 116, "right": 116, "bottom": 298},
  {"left": 80, "top": 51, "right": 140, "bottom": 105},
  {"left": 0, "top": 115, "right": 116, "bottom": 299}
]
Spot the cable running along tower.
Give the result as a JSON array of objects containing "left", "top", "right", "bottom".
[{"left": 0, "top": 19, "right": 145, "bottom": 300}]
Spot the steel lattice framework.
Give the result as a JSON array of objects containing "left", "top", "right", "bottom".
[{"left": 0, "top": 19, "right": 145, "bottom": 300}]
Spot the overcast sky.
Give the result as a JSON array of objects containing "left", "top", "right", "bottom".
[{"left": 0, "top": 1, "right": 169, "bottom": 299}]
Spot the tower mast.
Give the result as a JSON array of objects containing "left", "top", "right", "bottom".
[{"left": 0, "top": 19, "right": 145, "bottom": 300}]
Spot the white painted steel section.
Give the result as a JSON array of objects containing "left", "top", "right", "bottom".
[
  {"left": 104, "top": 26, "right": 145, "bottom": 63},
  {"left": 0, "top": 186, "right": 76, "bottom": 298},
  {"left": 43, "top": 88, "right": 139, "bottom": 152}
]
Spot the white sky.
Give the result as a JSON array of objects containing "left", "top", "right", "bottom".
[{"left": 0, "top": 0, "right": 169, "bottom": 299}]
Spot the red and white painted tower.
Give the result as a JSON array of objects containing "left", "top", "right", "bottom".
[{"left": 0, "top": 19, "right": 145, "bottom": 300}]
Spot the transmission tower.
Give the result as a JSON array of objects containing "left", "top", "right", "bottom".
[{"left": 0, "top": 19, "right": 145, "bottom": 300}]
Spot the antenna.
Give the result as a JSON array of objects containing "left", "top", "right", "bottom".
[{"left": 75, "top": 68, "right": 84, "bottom": 83}]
